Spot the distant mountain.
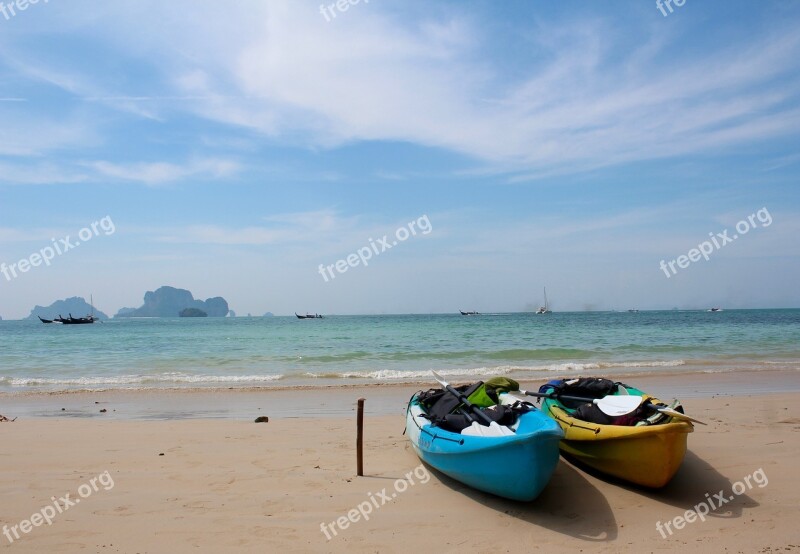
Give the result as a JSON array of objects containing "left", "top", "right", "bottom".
[
  {"left": 114, "top": 286, "right": 229, "bottom": 318},
  {"left": 263, "top": 312, "right": 274, "bottom": 317},
  {"left": 26, "top": 297, "right": 109, "bottom": 320}
]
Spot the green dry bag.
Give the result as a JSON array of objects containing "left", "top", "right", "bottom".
[{"left": 467, "top": 376, "right": 521, "bottom": 407}]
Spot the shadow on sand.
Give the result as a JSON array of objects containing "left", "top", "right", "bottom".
[
  {"left": 562, "top": 450, "right": 759, "bottom": 519},
  {"left": 425, "top": 460, "right": 618, "bottom": 542}
]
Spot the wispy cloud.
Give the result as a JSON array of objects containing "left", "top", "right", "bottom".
[
  {"left": 762, "top": 152, "right": 800, "bottom": 172},
  {"left": 148, "top": 208, "right": 440, "bottom": 267},
  {"left": 0, "top": 161, "right": 88, "bottom": 185},
  {"left": 156, "top": 209, "right": 361, "bottom": 246},
  {"left": 0, "top": 111, "right": 94, "bottom": 157},
  {"left": 3, "top": 2, "right": 799, "bottom": 179},
  {"left": 87, "top": 158, "right": 240, "bottom": 186},
  {"left": 157, "top": 3, "right": 800, "bottom": 176}
]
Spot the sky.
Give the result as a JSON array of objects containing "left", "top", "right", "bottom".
[{"left": 0, "top": 0, "right": 799, "bottom": 318}]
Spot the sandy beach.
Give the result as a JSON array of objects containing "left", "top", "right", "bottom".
[
  {"left": 3, "top": 0, "right": 799, "bottom": 551},
  {"left": 2, "top": 371, "right": 799, "bottom": 553}
]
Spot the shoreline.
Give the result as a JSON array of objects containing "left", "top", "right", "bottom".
[
  {"left": 2, "top": 368, "right": 799, "bottom": 421},
  {"left": 3, "top": 365, "right": 799, "bottom": 396}
]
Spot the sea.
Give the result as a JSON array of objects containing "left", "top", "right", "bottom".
[{"left": 1, "top": 310, "right": 799, "bottom": 394}]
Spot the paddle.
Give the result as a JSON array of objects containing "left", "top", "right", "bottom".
[
  {"left": 431, "top": 371, "right": 514, "bottom": 436},
  {"left": 509, "top": 390, "right": 643, "bottom": 417},
  {"left": 646, "top": 405, "right": 706, "bottom": 425},
  {"left": 510, "top": 390, "right": 705, "bottom": 424}
]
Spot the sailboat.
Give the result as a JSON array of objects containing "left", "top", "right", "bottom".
[{"left": 536, "top": 287, "right": 552, "bottom": 314}]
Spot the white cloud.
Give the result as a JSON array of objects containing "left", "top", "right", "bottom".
[
  {"left": 154, "top": 208, "right": 362, "bottom": 247},
  {"left": 0, "top": 111, "right": 94, "bottom": 157},
  {"left": 4, "top": 2, "right": 800, "bottom": 178},
  {"left": 148, "top": 208, "right": 438, "bottom": 268},
  {"left": 160, "top": 3, "right": 800, "bottom": 175},
  {"left": 87, "top": 158, "right": 240, "bottom": 186},
  {"left": 0, "top": 161, "right": 88, "bottom": 185}
]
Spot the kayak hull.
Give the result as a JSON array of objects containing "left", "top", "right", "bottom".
[
  {"left": 405, "top": 394, "right": 563, "bottom": 501},
  {"left": 542, "top": 388, "right": 693, "bottom": 488}
]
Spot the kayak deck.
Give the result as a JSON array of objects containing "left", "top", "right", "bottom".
[
  {"left": 405, "top": 395, "right": 563, "bottom": 501},
  {"left": 542, "top": 386, "right": 693, "bottom": 488}
]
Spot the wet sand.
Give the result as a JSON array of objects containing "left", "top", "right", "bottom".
[{"left": 2, "top": 369, "right": 799, "bottom": 420}]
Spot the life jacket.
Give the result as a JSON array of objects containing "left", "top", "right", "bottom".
[
  {"left": 434, "top": 403, "right": 521, "bottom": 433},
  {"left": 419, "top": 382, "right": 484, "bottom": 423},
  {"left": 539, "top": 377, "right": 620, "bottom": 410},
  {"left": 417, "top": 378, "right": 528, "bottom": 433}
]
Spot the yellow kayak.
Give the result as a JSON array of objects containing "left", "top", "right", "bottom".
[{"left": 541, "top": 384, "right": 693, "bottom": 488}]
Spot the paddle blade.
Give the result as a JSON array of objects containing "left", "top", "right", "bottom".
[
  {"left": 431, "top": 370, "right": 448, "bottom": 387},
  {"left": 500, "top": 391, "right": 528, "bottom": 405},
  {"left": 593, "top": 395, "right": 643, "bottom": 416},
  {"left": 657, "top": 406, "right": 706, "bottom": 425},
  {"left": 461, "top": 421, "right": 515, "bottom": 437}
]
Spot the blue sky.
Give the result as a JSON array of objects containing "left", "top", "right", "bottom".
[{"left": 0, "top": 0, "right": 799, "bottom": 318}]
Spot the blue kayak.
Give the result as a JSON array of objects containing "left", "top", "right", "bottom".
[{"left": 405, "top": 392, "right": 563, "bottom": 501}]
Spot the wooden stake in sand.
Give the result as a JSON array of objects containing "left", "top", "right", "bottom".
[{"left": 356, "top": 398, "right": 365, "bottom": 476}]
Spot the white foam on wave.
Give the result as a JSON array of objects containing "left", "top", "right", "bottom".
[
  {"left": 6, "top": 373, "right": 284, "bottom": 386},
  {"left": 304, "top": 360, "right": 686, "bottom": 380},
  {"left": 599, "top": 360, "right": 686, "bottom": 368},
  {"left": 305, "top": 367, "right": 518, "bottom": 380},
  {"left": 2, "top": 359, "right": 688, "bottom": 388},
  {"left": 543, "top": 362, "right": 601, "bottom": 372},
  {"left": 541, "top": 360, "right": 684, "bottom": 371}
]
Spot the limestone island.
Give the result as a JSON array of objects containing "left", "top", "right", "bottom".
[{"left": 115, "top": 286, "right": 230, "bottom": 318}]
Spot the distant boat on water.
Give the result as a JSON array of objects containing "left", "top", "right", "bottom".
[
  {"left": 628, "top": 309, "right": 640, "bottom": 313},
  {"left": 459, "top": 310, "right": 480, "bottom": 316},
  {"left": 708, "top": 307, "right": 723, "bottom": 312},
  {"left": 42, "top": 314, "right": 96, "bottom": 324},
  {"left": 59, "top": 313, "right": 96, "bottom": 325},
  {"left": 40, "top": 295, "right": 98, "bottom": 324},
  {"left": 295, "top": 312, "right": 323, "bottom": 319},
  {"left": 536, "top": 288, "right": 552, "bottom": 314}
]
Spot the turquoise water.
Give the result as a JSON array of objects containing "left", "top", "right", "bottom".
[{"left": 1, "top": 310, "right": 798, "bottom": 392}]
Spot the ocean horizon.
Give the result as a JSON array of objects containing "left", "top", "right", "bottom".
[{"left": 2, "top": 309, "right": 798, "bottom": 393}]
